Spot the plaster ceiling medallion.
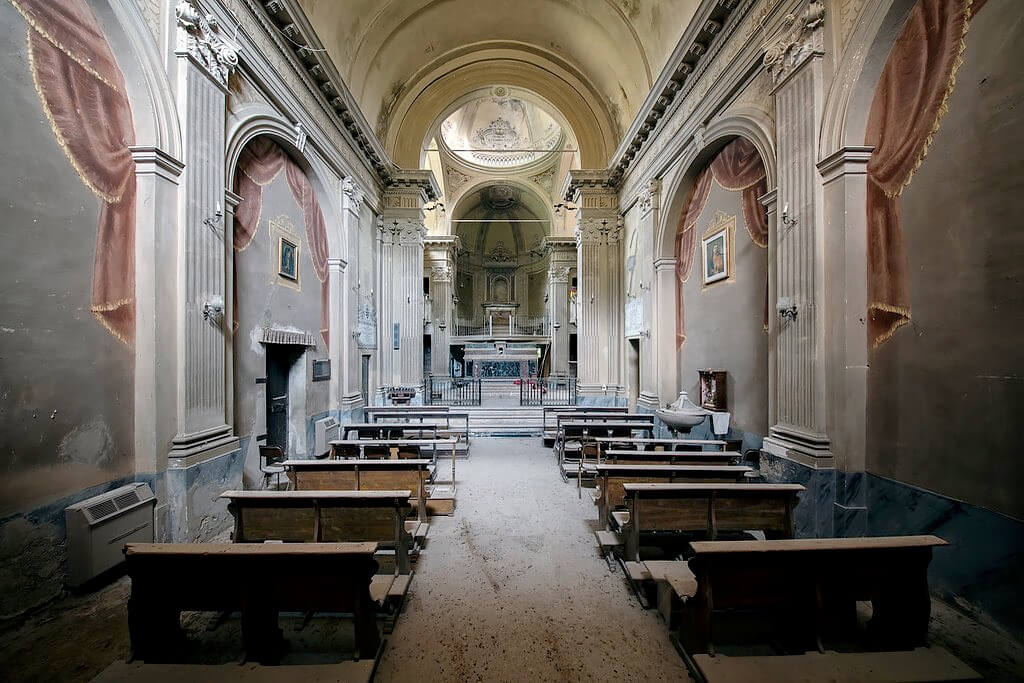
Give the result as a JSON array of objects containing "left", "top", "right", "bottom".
[{"left": 440, "top": 96, "right": 562, "bottom": 168}]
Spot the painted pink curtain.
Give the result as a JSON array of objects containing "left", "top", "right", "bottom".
[
  {"left": 234, "top": 137, "right": 330, "bottom": 345},
  {"left": 15, "top": 0, "right": 137, "bottom": 344},
  {"left": 675, "top": 137, "right": 769, "bottom": 346},
  {"left": 865, "top": 0, "right": 981, "bottom": 348},
  {"left": 674, "top": 167, "right": 712, "bottom": 346}
]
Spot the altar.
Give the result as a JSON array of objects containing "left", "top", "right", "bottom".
[{"left": 463, "top": 342, "right": 541, "bottom": 378}]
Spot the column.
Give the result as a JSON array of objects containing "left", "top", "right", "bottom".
[
  {"left": 378, "top": 177, "right": 436, "bottom": 399},
  {"left": 761, "top": 1, "right": 833, "bottom": 464},
  {"left": 338, "top": 179, "right": 365, "bottom": 414},
  {"left": 543, "top": 237, "right": 576, "bottom": 376},
  {"left": 132, "top": 146, "right": 184, "bottom": 540},
  {"left": 376, "top": 219, "right": 394, "bottom": 401},
  {"left": 635, "top": 180, "right": 660, "bottom": 411},
  {"left": 167, "top": 3, "right": 240, "bottom": 540},
  {"left": 567, "top": 172, "right": 625, "bottom": 404},
  {"left": 425, "top": 236, "right": 460, "bottom": 377},
  {"left": 652, "top": 257, "right": 678, "bottom": 408}
]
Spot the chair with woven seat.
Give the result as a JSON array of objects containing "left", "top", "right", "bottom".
[{"left": 259, "top": 445, "right": 287, "bottom": 490}]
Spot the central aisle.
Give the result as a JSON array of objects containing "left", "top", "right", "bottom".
[{"left": 376, "top": 437, "right": 691, "bottom": 681}]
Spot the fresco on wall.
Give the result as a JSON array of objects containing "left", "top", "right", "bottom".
[
  {"left": 234, "top": 137, "right": 330, "bottom": 345},
  {"left": 864, "top": 0, "right": 979, "bottom": 348},
  {"left": 675, "top": 137, "right": 768, "bottom": 346},
  {"left": 15, "top": 0, "right": 138, "bottom": 344}
]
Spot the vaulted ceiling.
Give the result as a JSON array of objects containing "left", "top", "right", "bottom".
[{"left": 295, "top": 0, "right": 701, "bottom": 166}]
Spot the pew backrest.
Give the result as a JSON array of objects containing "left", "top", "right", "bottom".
[{"left": 284, "top": 458, "right": 431, "bottom": 522}]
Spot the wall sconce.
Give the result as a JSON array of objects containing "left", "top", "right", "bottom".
[
  {"left": 425, "top": 201, "right": 445, "bottom": 212},
  {"left": 202, "top": 295, "right": 225, "bottom": 324},
  {"left": 639, "top": 280, "right": 651, "bottom": 291},
  {"left": 640, "top": 328, "right": 651, "bottom": 338},
  {"left": 437, "top": 320, "right": 447, "bottom": 331},
  {"left": 781, "top": 203, "right": 797, "bottom": 230},
  {"left": 552, "top": 321, "right": 561, "bottom": 330},
  {"left": 777, "top": 296, "right": 798, "bottom": 321},
  {"left": 202, "top": 202, "right": 223, "bottom": 234},
  {"left": 553, "top": 201, "right": 578, "bottom": 215}
]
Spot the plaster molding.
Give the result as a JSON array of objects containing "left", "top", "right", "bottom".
[
  {"left": 575, "top": 217, "right": 625, "bottom": 247},
  {"left": 429, "top": 264, "right": 453, "bottom": 284},
  {"left": 762, "top": 0, "right": 826, "bottom": 89},
  {"left": 636, "top": 179, "right": 662, "bottom": 216},
  {"left": 174, "top": 1, "right": 239, "bottom": 86},
  {"left": 342, "top": 176, "right": 366, "bottom": 211},
  {"left": 817, "top": 145, "right": 874, "bottom": 185}
]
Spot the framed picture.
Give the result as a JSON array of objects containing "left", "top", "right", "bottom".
[
  {"left": 278, "top": 236, "right": 298, "bottom": 281},
  {"left": 701, "top": 211, "right": 735, "bottom": 286}
]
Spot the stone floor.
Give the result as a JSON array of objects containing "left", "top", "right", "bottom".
[{"left": 0, "top": 438, "right": 1022, "bottom": 682}]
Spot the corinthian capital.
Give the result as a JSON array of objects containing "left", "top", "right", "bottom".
[
  {"left": 575, "top": 216, "right": 624, "bottom": 246},
  {"left": 763, "top": 0, "right": 826, "bottom": 86},
  {"left": 175, "top": 1, "right": 239, "bottom": 86}
]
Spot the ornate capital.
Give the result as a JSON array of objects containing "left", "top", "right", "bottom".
[
  {"left": 342, "top": 176, "right": 365, "bottom": 211},
  {"left": 377, "top": 218, "right": 425, "bottom": 247},
  {"left": 763, "top": 0, "right": 826, "bottom": 86},
  {"left": 636, "top": 179, "right": 661, "bottom": 216},
  {"left": 548, "top": 265, "right": 571, "bottom": 284},
  {"left": 429, "top": 264, "right": 453, "bottom": 284},
  {"left": 575, "top": 216, "right": 624, "bottom": 247},
  {"left": 175, "top": 1, "right": 239, "bottom": 86}
]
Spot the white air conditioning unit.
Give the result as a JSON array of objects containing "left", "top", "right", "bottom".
[
  {"left": 65, "top": 482, "right": 156, "bottom": 587},
  {"left": 314, "top": 416, "right": 340, "bottom": 458}
]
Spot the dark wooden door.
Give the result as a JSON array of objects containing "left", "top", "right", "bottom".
[{"left": 266, "top": 345, "right": 302, "bottom": 451}]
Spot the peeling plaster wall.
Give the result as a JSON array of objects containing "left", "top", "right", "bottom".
[
  {"left": 678, "top": 179, "right": 768, "bottom": 444},
  {"left": 233, "top": 164, "right": 330, "bottom": 483},
  {"left": 866, "top": 4, "right": 1024, "bottom": 521},
  {"left": 0, "top": 0, "right": 142, "bottom": 615}
]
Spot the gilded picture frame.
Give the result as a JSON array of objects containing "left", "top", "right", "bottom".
[
  {"left": 701, "top": 211, "right": 736, "bottom": 287},
  {"left": 278, "top": 236, "right": 298, "bottom": 281}
]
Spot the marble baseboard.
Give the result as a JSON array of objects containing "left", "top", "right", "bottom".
[
  {"left": 166, "top": 445, "right": 244, "bottom": 543},
  {"left": 577, "top": 396, "right": 628, "bottom": 407},
  {"left": 759, "top": 450, "right": 835, "bottom": 538},
  {"left": 866, "top": 473, "right": 1024, "bottom": 640}
]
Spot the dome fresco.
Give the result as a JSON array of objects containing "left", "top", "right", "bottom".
[{"left": 440, "top": 96, "right": 562, "bottom": 169}]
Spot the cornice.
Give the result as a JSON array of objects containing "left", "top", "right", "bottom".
[{"left": 605, "top": 0, "right": 752, "bottom": 188}]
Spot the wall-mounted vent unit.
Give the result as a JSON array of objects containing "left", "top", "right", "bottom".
[
  {"left": 314, "top": 416, "right": 340, "bottom": 458},
  {"left": 65, "top": 482, "right": 156, "bottom": 587}
]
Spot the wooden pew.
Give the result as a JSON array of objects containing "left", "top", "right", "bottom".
[
  {"left": 123, "top": 542, "right": 380, "bottom": 664},
  {"left": 590, "top": 465, "right": 754, "bottom": 529},
  {"left": 557, "top": 416, "right": 657, "bottom": 475},
  {"left": 340, "top": 422, "right": 438, "bottom": 442},
  {"left": 600, "top": 450, "right": 742, "bottom": 465},
  {"left": 365, "top": 407, "right": 470, "bottom": 450},
  {"left": 220, "top": 490, "right": 414, "bottom": 574},
  {"left": 619, "top": 483, "right": 804, "bottom": 562},
  {"left": 285, "top": 459, "right": 431, "bottom": 523},
  {"left": 542, "top": 406, "right": 628, "bottom": 444},
  {"left": 680, "top": 535, "right": 950, "bottom": 657},
  {"left": 592, "top": 437, "right": 728, "bottom": 456}
]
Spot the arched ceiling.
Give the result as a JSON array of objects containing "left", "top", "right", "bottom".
[
  {"left": 452, "top": 183, "right": 551, "bottom": 257},
  {"left": 296, "top": 0, "right": 701, "bottom": 165}
]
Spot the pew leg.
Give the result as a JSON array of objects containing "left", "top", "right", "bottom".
[
  {"left": 128, "top": 595, "right": 184, "bottom": 662},
  {"left": 241, "top": 606, "right": 286, "bottom": 665},
  {"left": 870, "top": 572, "right": 932, "bottom": 649},
  {"left": 352, "top": 597, "right": 381, "bottom": 661}
]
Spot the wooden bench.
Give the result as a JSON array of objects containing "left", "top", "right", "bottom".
[
  {"left": 285, "top": 459, "right": 431, "bottom": 522},
  {"left": 542, "top": 406, "right": 628, "bottom": 443},
  {"left": 592, "top": 437, "right": 728, "bottom": 454},
  {"left": 340, "top": 422, "right": 438, "bottom": 443},
  {"left": 365, "top": 407, "right": 470, "bottom": 449},
  {"left": 600, "top": 449, "right": 742, "bottom": 466},
  {"left": 123, "top": 542, "right": 380, "bottom": 664},
  {"left": 618, "top": 483, "right": 804, "bottom": 562},
  {"left": 680, "top": 536, "right": 949, "bottom": 656},
  {"left": 221, "top": 490, "right": 414, "bottom": 574},
  {"left": 558, "top": 417, "right": 657, "bottom": 474},
  {"left": 591, "top": 465, "right": 754, "bottom": 530}
]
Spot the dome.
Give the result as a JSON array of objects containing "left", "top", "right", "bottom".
[{"left": 440, "top": 95, "right": 562, "bottom": 169}]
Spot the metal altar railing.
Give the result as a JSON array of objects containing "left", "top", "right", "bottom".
[
  {"left": 453, "top": 315, "right": 549, "bottom": 337},
  {"left": 519, "top": 376, "right": 577, "bottom": 406},
  {"left": 425, "top": 376, "right": 482, "bottom": 406}
]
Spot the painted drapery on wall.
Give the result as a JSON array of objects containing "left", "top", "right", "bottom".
[
  {"left": 14, "top": 0, "right": 137, "bottom": 344},
  {"left": 234, "top": 137, "right": 330, "bottom": 345},
  {"left": 674, "top": 137, "right": 768, "bottom": 346},
  {"left": 865, "top": 0, "right": 983, "bottom": 348}
]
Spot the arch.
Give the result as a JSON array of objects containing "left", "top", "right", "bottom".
[
  {"left": 420, "top": 85, "right": 581, "bottom": 175},
  {"left": 386, "top": 46, "right": 618, "bottom": 168},
  {"left": 106, "top": 0, "right": 182, "bottom": 157},
  {"left": 819, "top": 0, "right": 918, "bottom": 156},
  {"left": 448, "top": 177, "right": 556, "bottom": 248},
  {"left": 656, "top": 109, "right": 777, "bottom": 260},
  {"left": 225, "top": 105, "right": 346, "bottom": 261}
]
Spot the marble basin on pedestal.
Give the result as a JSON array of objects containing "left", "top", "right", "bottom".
[{"left": 656, "top": 391, "right": 708, "bottom": 434}]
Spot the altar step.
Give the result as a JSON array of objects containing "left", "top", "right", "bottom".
[{"left": 463, "top": 406, "right": 545, "bottom": 436}]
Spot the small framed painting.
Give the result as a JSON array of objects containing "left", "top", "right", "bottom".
[
  {"left": 278, "top": 236, "right": 298, "bottom": 281},
  {"left": 702, "top": 230, "right": 728, "bottom": 284}
]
